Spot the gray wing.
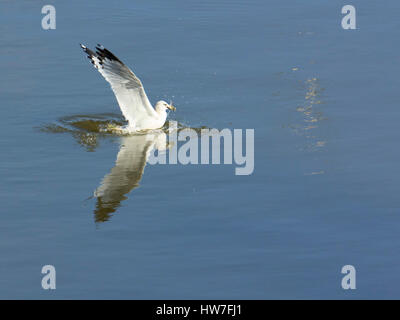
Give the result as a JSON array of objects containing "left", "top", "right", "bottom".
[{"left": 80, "top": 44, "right": 158, "bottom": 128}]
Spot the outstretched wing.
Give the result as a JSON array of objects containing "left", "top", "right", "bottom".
[{"left": 80, "top": 44, "right": 157, "bottom": 127}]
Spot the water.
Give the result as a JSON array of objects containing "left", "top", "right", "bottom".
[{"left": 1, "top": 0, "right": 399, "bottom": 299}]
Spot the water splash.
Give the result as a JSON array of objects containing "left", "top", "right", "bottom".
[{"left": 38, "top": 114, "right": 208, "bottom": 152}]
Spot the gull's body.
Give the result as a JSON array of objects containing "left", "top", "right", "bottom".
[{"left": 80, "top": 44, "right": 175, "bottom": 133}]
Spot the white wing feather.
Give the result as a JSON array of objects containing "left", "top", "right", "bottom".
[{"left": 80, "top": 44, "right": 158, "bottom": 129}]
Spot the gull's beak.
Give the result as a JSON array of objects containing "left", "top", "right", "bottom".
[{"left": 167, "top": 103, "right": 176, "bottom": 111}]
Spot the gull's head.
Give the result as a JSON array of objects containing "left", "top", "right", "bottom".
[{"left": 155, "top": 100, "right": 176, "bottom": 113}]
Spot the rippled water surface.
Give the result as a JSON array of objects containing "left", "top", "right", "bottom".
[{"left": 1, "top": 0, "right": 400, "bottom": 298}]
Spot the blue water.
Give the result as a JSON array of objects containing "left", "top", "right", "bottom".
[{"left": 1, "top": 0, "right": 400, "bottom": 299}]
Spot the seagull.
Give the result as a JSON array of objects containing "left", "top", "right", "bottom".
[{"left": 80, "top": 44, "right": 176, "bottom": 133}]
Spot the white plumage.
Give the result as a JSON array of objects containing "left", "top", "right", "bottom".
[{"left": 80, "top": 44, "right": 175, "bottom": 133}]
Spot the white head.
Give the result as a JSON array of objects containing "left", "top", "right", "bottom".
[{"left": 155, "top": 100, "right": 176, "bottom": 114}]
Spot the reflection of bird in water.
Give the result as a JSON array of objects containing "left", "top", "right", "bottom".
[{"left": 93, "top": 130, "right": 168, "bottom": 223}]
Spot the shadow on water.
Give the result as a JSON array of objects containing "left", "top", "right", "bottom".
[{"left": 39, "top": 114, "right": 208, "bottom": 223}]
